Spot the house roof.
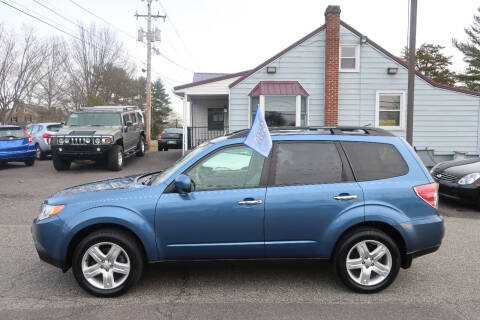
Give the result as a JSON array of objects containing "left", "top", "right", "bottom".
[
  {"left": 176, "top": 19, "right": 480, "bottom": 97},
  {"left": 249, "top": 81, "right": 309, "bottom": 96},
  {"left": 192, "top": 72, "right": 229, "bottom": 82},
  {"left": 229, "top": 25, "right": 327, "bottom": 88},
  {"left": 173, "top": 70, "right": 250, "bottom": 91}
]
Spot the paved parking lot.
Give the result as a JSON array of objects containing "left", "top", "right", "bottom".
[{"left": 0, "top": 151, "right": 479, "bottom": 320}]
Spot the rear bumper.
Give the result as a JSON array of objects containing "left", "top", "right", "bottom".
[
  {"left": 0, "top": 148, "right": 35, "bottom": 162},
  {"left": 158, "top": 139, "right": 182, "bottom": 149}
]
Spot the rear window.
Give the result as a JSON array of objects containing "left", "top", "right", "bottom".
[
  {"left": 342, "top": 141, "right": 408, "bottom": 181},
  {"left": 47, "top": 124, "right": 61, "bottom": 132},
  {"left": 0, "top": 127, "right": 26, "bottom": 139},
  {"left": 272, "top": 142, "right": 344, "bottom": 186},
  {"left": 163, "top": 128, "right": 182, "bottom": 134}
]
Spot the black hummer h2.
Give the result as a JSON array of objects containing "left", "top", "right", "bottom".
[{"left": 50, "top": 106, "right": 146, "bottom": 171}]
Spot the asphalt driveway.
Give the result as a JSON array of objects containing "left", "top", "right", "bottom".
[{"left": 0, "top": 151, "right": 478, "bottom": 320}]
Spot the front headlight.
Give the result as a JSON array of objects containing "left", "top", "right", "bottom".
[
  {"left": 38, "top": 204, "right": 65, "bottom": 221},
  {"left": 458, "top": 172, "right": 480, "bottom": 185},
  {"left": 94, "top": 137, "right": 101, "bottom": 144},
  {"left": 102, "top": 136, "right": 113, "bottom": 144},
  {"left": 58, "top": 137, "right": 64, "bottom": 145}
]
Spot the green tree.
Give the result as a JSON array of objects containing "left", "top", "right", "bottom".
[
  {"left": 402, "top": 43, "right": 456, "bottom": 86},
  {"left": 150, "top": 78, "right": 171, "bottom": 139},
  {"left": 453, "top": 7, "right": 480, "bottom": 90}
]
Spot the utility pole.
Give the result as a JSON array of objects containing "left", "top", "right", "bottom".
[
  {"left": 135, "top": 0, "right": 166, "bottom": 150},
  {"left": 406, "top": 0, "right": 417, "bottom": 145}
]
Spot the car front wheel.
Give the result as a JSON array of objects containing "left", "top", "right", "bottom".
[
  {"left": 334, "top": 227, "right": 400, "bottom": 293},
  {"left": 107, "top": 145, "right": 124, "bottom": 171},
  {"left": 72, "top": 228, "right": 144, "bottom": 297},
  {"left": 52, "top": 155, "right": 71, "bottom": 171}
]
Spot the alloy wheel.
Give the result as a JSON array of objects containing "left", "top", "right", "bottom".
[
  {"left": 81, "top": 242, "right": 130, "bottom": 290},
  {"left": 346, "top": 240, "right": 392, "bottom": 286}
]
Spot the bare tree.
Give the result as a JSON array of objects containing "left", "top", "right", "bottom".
[
  {"left": 67, "top": 23, "right": 128, "bottom": 106},
  {"left": 0, "top": 26, "right": 46, "bottom": 123},
  {"left": 35, "top": 36, "right": 69, "bottom": 109}
]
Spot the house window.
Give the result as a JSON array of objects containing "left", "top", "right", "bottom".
[
  {"left": 376, "top": 91, "right": 405, "bottom": 129},
  {"left": 265, "top": 96, "right": 296, "bottom": 127},
  {"left": 340, "top": 45, "right": 360, "bottom": 72},
  {"left": 208, "top": 108, "right": 224, "bottom": 130},
  {"left": 250, "top": 95, "right": 308, "bottom": 127}
]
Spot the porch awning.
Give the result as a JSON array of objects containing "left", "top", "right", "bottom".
[{"left": 248, "top": 81, "right": 309, "bottom": 96}]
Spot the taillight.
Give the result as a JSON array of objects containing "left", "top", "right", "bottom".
[
  {"left": 414, "top": 183, "right": 438, "bottom": 209},
  {"left": 23, "top": 129, "right": 33, "bottom": 144},
  {"left": 42, "top": 133, "right": 51, "bottom": 139},
  {"left": 157, "top": 133, "right": 162, "bottom": 140}
]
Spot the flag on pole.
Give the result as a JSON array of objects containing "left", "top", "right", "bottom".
[{"left": 244, "top": 105, "right": 272, "bottom": 157}]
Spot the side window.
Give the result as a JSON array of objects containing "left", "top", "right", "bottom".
[
  {"left": 186, "top": 146, "right": 265, "bottom": 191},
  {"left": 272, "top": 142, "right": 343, "bottom": 186},
  {"left": 122, "top": 113, "right": 130, "bottom": 125},
  {"left": 130, "top": 112, "right": 137, "bottom": 123},
  {"left": 342, "top": 142, "right": 409, "bottom": 181},
  {"left": 136, "top": 112, "right": 144, "bottom": 125}
]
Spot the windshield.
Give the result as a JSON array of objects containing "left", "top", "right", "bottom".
[
  {"left": 151, "top": 142, "right": 212, "bottom": 185},
  {"left": 47, "top": 124, "right": 62, "bottom": 132},
  {"left": 67, "top": 113, "right": 121, "bottom": 126},
  {"left": 0, "top": 127, "right": 26, "bottom": 140}
]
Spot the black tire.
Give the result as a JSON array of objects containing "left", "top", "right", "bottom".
[
  {"left": 35, "top": 144, "right": 45, "bottom": 160},
  {"left": 158, "top": 146, "right": 163, "bottom": 151},
  {"left": 164, "top": 147, "right": 168, "bottom": 151},
  {"left": 72, "top": 228, "right": 145, "bottom": 297},
  {"left": 25, "top": 158, "right": 35, "bottom": 166},
  {"left": 136, "top": 137, "right": 146, "bottom": 157},
  {"left": 52, "top": 154, "right": 71, "bottom": 171},
  {"left": 107, "top": 144, "right": 124, "bottom": 171},
  {"left": 333, "top": 227, "right": 400, "bottom": 293}
]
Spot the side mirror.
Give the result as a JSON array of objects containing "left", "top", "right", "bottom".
[
  {"left": 174, "top": 174, "right": 191, "bottom": 195},
  {"left": 126, "top": 121, "right": 133, "bottom": 127}
]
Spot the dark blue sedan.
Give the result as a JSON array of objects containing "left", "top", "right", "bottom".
[{"left": 0, "top": 125, "right": 35, "bottom": 166}]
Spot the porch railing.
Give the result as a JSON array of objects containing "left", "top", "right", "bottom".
[{"left": 187, "top": 126, "right": 229, "bottom": 149}]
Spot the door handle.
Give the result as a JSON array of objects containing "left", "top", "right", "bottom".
[
  {"left": 333, "top": 195, "right": 358, "bottom": 200},
  {"left": 237, "top": 200, "right": 263, "bottom": 205}
]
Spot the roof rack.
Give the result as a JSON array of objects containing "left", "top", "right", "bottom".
[
  {"left": 227, "top": 126, "right": 394, "bottom": 138},
  {"left": 79, "top": 106, "right": 140, "bottom": 112}
]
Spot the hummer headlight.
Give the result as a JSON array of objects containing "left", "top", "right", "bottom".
[
  {"left": 94, "top": 138, "right": 101, "bottom": 144},
  {"left": 84, "top": 137, "right": 91, "bottom": 144},
  {"left": 58, "top": 137, "right": 64, "bottom": 144},
  {"left": 102, "top": 137, "right": 113, "bottom": 144}
]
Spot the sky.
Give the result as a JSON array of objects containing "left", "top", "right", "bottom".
[{"left": 0, "top": 0, "right": 478, "bottom": 117}]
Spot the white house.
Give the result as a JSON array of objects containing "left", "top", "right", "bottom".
[{"left": 174, "top": 5, "right": 480, "bottom": 165}]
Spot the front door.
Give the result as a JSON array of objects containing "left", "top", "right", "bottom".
[
  {"left": 156, "top": 145, "right": 268, "bottom": 259},
  {"left": 264, "top": 141, "right": 364, "bottom": 258}
]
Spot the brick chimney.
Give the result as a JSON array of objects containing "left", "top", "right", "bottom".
[{"left": 324, "top": 5, "right": 341, "bottom": 126}]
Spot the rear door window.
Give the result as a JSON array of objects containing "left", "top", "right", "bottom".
[
  {"left": 342, "top": 141, "right": 408, "bottom": 181},
  {"left": 271, "top": 142, "right": 344, "bottom": 186}
]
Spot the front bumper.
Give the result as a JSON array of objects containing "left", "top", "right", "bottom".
[
  {"left": 436, "top": 180, "right": 479, "bottom": 204},
  {"left": 0, "top": 148, "right": 35, "bottom": 162},
  {"left": 51, "top": 144, "right": 114, "bottom": 159},
  {"left": 31, "top": 216, "right": 68, "bottom": 271}
]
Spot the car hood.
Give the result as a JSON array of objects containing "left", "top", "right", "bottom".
[
  {"left": 434, "top": 158, "right": 480, "bottom": 177},
  {"left": 52, "top": 173, "right": 146, "bottom": 198},
  {"left": 55, "top": 126, "right": 120, "bottom": 136}
]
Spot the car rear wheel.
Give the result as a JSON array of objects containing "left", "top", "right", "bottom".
[
  {"left": 334, "top": 227, "right": 400, "bottom": 293},
  {"left": 35, "top": 144, "right": 45, "bottom": 160},
  {"left": 52, "top": 154, "right": 71, "bottom": 171},
  {"left": 136, "top": 137, "right": 146, "bottom": 157},
  {"left": 107, "top": 145, "right": 124, "bottom": 171},
  {"left": 72, "top": 228, "right": 144, "bottom": 297},
  {"left": 24, "top": 158, "right": 35, "bottom": 166}
]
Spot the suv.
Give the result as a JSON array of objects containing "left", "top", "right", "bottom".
[
  {"left": 50, "top": 106, "right": 145, "bottom": 171},
  {"left": 32, "top": 127, "right": 444, "bottom": 296}
]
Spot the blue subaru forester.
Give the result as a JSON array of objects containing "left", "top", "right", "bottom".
[{"left": 32, "top": 127, "right": 444, "bottom": 296}]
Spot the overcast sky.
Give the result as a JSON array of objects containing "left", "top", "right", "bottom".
[{"left": 0, "top": 0, "right": 478, "bottom": 116}]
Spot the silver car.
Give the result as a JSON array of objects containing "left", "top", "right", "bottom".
[{"left": 26, "top": 123, "right": 62, "bottom": 160}]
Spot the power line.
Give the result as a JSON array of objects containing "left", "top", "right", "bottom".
[
  {"left": 157, "top": 0, "right": 201, "bottom": 70},
  {"left": 68, "top": 0, "right": 194, "bottom": 73}
]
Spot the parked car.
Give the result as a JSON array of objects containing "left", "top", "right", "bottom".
[
  {"left": 158, "top": 128, "right": 183, "bottom": 151},
  {"left": 32, "top": 126, "right": 444, "bottom": 297},
  {"left": 50, "top": 106, "right": 145, "bottom": 171},
  {"left": 0, "top": 125, "right": 35, "bottom": 166},
  {"left": 27, "top": 122, "right": 62, "bottom": 160},
  {"left": 431, "top": 158, "right": 480, "bottom": 208}
]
